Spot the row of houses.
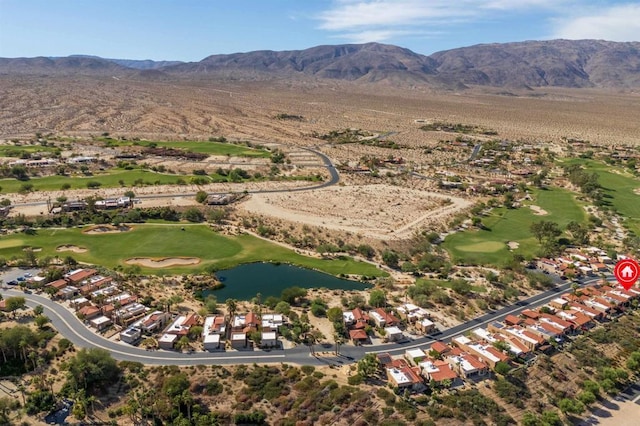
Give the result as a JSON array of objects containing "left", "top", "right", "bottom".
[
  {"left": 536, "top": 246, "right": 618, "bottom": 278},
  {"left": 120, "top": 310, "right": 285, "bottom": 351},
  {"left": 343, "top": 305, "right": 437, "bottom": 345},
  {"left": 378, "top": 281, "right": 640, "bottom": 391},
  {"left": 6, "top": 156, "right": 97, "bottom": 170},
  {"left": 47, "top": 268, "right": 145, "bottom": 331}
]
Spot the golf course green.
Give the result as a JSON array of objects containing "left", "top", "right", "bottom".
[
  {"left": 0, "top": 223, "right": 385, "bottom": 277},
  {"left": 444, "top": 187, "right": 586, "bottom": 266}
]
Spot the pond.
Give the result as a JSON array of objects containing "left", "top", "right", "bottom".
[{"left": 204, "top": 262, "right": 371, "bottom": 301}]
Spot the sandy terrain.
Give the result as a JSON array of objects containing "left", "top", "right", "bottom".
[
  {"left": 2, "top": 77, "right": 639, "bottom": 147},
  {"left": 83, "top": 224, "right": 132, "bottom": 234},
  {"left": 529, "top": 205, "right": 548, "bottom": 215},
  {"left": 583, "top": 397, "right": 640, "bottom": 426},
  {"left": 240, "top": 184, "right": 472, "bottom": 240},
  {"left": 56, "top": 244, "right": 88, "bottom": 253},
  {"left": 125, "top": 257, "right": 201, "bottom": 268}
]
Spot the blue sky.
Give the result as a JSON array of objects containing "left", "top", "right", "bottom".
[{"left": 1, "top": 1, "right": 638, "bottom": 61}]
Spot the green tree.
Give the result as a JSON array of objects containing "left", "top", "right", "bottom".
[
  {"left": 381, "top": 250, "right": 399, "bottom": 268},
  {"left": 327, "top": 306, "right": 344, "bottom": 323},
  {"left": 5, "top": 296, "right": 26, "bottom": 317},
  {"left": 182, "top": 207, "right": 204, "bottom": 222},
  {"left": 34, "top": 315, "right": 50, "bottom": 330},
  {"left": 357, "top": 353, "right": 380, "bottom": 378},
  {"left": 65, "top": 348, "right": 120, "bottom": 390},
  {"left": 530, "top": 220, "right": 562, "bottom": 243},
  {"left": 195, "top": 190, "right": 208, "bottom": 204},
  {"left": 281, "top": 286, "right": 307, "bottom": 304},
  {"left": 369, "top": 289, "right": 386, "bottom": 308}
]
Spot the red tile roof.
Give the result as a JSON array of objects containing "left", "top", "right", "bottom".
[
  {"left": 462, "top": 353, "right": 486, "bottom": 370},
  {"left": 431, "top": 341, "right": 450, "bottom": 354},
  {"left": 349, "top": 329, "right": 368, "bottom": 340},
  {"left": 504, "top": 315, "right": 522, "bottom": 325},
  {"left": 66, "top": 269, "right": 97, "bottom": 283},
  {"left": 430, "top": 362, "right": 458, "bottom": 382},
  {"left": 47, "top": 279, "right": 67, "bottom": 289}
]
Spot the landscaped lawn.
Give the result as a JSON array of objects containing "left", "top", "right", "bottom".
[
  {"left": 0, "top": 223, "right": 385, "bottom": 276},
  {"left": 444, "top": 187, "right": 586, "bottom": 266},
  {"left": 562, "top": 159, "right": 640, "bottom": 235},
  {"left": 102, "top": 139, "right": 271, "bottom": 158},
  {"left": 0, "top": 144, "right": 60, "bottom": 157},
  {"left": 0, "top": 169, "right": 190, "bottom": 193}
]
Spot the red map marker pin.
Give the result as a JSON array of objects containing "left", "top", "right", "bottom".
[{"left": 614, "top": 258, "right": 640, "bottom": 291}]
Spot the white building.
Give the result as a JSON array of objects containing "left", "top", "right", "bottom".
[{"left": 261, "top": 331, "right": 277, "bottom": 348}]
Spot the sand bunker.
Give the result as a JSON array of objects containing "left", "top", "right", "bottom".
[
  {"left": 507, "top": 241, "right": 520, "bottom": 250},
  {"left": 22, "top": 246, "right": 42, "bottom": 252},
  {"left": 83, "top": 224, "right": 132, "bottom": 234},
  {"left": 125, "top": 257, "right": 201, "bottom": 268},
  {"left": 529, "top": 205, "right": 548, "bottom": 215},
  {"left": 56, "top": 245, "right": 88, "bottom": 253}
]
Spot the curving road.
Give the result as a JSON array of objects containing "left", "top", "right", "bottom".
[
  {"left": 12, "top": 146, "right": 340, "bottom": 209},
  {"left": 0, "top": 274, "right": 604, "bottom": 367}
]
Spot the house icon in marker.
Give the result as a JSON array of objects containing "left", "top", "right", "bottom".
[{"left": 621, "top": 265, "right": 635, "bottom": 279}]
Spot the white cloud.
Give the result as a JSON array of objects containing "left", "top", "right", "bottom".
[
  {"left": 334, "top": 29, "right": 444, "bottom": 44},
  {"left": 317, "top": 0, "right": 480, "bottom": 31},
  {"left": 552, "top": 4, "right": 640, "bottom": 41},
  {"left": 315, "top": 0, "right": 639, "bottom": 45}
]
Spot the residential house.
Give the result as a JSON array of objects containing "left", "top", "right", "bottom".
[
  {"left": 370, "top": 308, "right": 400, "bottom": 327},
  {"left": 113, "top": 303, "right": 148, "bottom": 325},
  {"left": 55, "top": 286, "right": 78, "bottom": 300},
  {"left": 396, "top": 303, "right": 430, "bottom": 323},
  {"left": 77, "top": 305, "right": 101, "bottom": 320},
  {"left": 405, "top": 349, "right": 426, "bottom": 365},
  {"left": 230, "top": 332, "right": 247, "bottom": 349},
  {"left": 203, "top": 315, "right": 226, "bottom": 351},
  {"left": 64, "top": 268, "right": 98, "bottom": 285},
  {"left": 343, "top": 308, "right": 369, "bottom": 329},
  {"left": 70, "top": 297, "right": 91, "bottom": 310},
  {"left": 46, "top": 279, "right": 67, "bottom": 292},
  {"left": 349, "top": 329, "right": 369, "bottom": 345},
  {"left": 261, "top": 314, "right": 283, "bottom": 331},
  {"left": 261, "top": 331, "right": 277, "bottom": 348},
  {"left": 158, "top": 333, "right": 177, "bottom": 350},
  {"left": 417, "top": 318, "right": 436, "bottom": 333},
  {"left": 120, "top": 326, "right": 142, "bottom": 344},
  {"left": 499, "top": 326, "right": 546, "bottom": 351},
  {"left": 385, "top": 365, "right": 425, "bottom": 391},
  {"left": 384, "top": 326, "right": 403, "bottom": 342},
  {"left": 452, "top": 335, "right": 509, "bottom": 368},
  {"left": 233, "top": 312, "right": 260, "bottom": 333},
  {"left": 136, "top": 311, "right": 172, "bottom": 334},
  {"left": 165, "top": 313, "right": 200, "bottom": 336},
  {"left": 89, "top": 316, "right": 112, "bottom": 331},
  {"left": 419, "top": 359, "right": 459, "bottom": 384},
  {"left": 549, "top": 298, "right": 569, "bottom": 310},
  {"left": 430, "top": 341, "right": 451, "bottom": 357},
  {"left": 446, "top": 353, "right": 488, "bottom": 378}
]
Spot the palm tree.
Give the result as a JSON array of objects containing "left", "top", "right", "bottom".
[
  {"left": 255, "top": 292, "right": 262, "bottom": 317},
  {"left": 86, "top": 395, "right": 97, "bottom": 415},
  {"left": 225, "top": 298, "right": 237, "bottom": 338}
]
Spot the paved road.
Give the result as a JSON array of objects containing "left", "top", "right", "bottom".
[
  {"left": 469, "top": 143, "right": 483, "bottom": 161},
  {"left": 12, "top": 146, "right": 340, "bottom": 209},
  {"left": 0, "top": 274, "right": 603, "bottom": 366}
]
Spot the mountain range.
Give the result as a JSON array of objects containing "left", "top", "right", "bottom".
[{"left": 1, "top": 39, "right": 639, "bottom": 89}]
